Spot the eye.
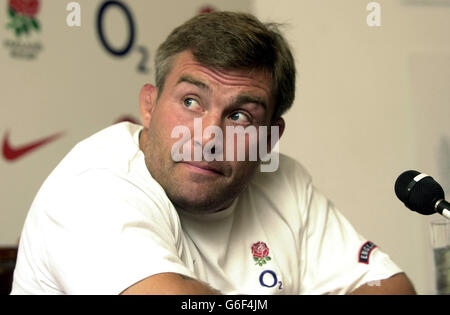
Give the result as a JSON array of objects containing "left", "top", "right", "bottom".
[
  {"left": 183, "top": 98, "right": 202, "bottom": 111},
  {"left": 229, "top": 112, "right": 250, "bottom": 123}
]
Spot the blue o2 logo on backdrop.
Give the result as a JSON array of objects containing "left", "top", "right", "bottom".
[
  {"left": 97, "top": 0, "right": 135, "bottom": 56},
  {"left": 96, "top": 0, "right": 149, "bottom": 73}
]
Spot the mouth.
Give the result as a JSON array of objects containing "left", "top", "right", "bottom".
[{"left": 180, "top": 161, "right": 224, "bottom": 176}]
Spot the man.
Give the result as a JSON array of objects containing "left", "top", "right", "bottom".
[{"left": 11, "top": 11, "right": 415, "bottom": 295}]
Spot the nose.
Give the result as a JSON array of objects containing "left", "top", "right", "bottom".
[
  {"left": 193, "top": 113, "right": 224, "bottom": 160},
  {"left": 202, "top": 113, "right": 222, "bottom": 142}
]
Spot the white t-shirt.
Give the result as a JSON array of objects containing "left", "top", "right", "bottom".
[{"left": 11, "top": 122, "right": 401, "bottom": 295}]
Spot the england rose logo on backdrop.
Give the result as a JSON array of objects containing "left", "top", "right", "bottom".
[
  {"left": 4, "top": 0, "right": 43, "bottom": 59},
  {"left": 7, "top": 0, "right": 40, "bottom": 36}
]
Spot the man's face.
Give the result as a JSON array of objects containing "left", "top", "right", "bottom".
[{"left": 139, "top": 51, "right": 277, "bottom": 214}]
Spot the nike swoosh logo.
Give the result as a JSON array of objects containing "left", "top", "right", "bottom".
[{"left": 2, "top": 131, "right": 64, "bottom": 162}]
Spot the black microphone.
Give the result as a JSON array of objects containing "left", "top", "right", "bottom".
[{"left": 395, "top": 170, "right": 450, "bottom": 220}]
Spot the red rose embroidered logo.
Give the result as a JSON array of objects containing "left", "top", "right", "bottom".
[{"left": 251, "top": 242, "right": 271, "bottom": 267}]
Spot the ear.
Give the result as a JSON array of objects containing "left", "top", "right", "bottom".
[
  {"left": 139, "top": 84, "right": 158, "bottom": 128},
  {"left": 267, "top": 117, "right": 285, "bottom": 153},
  {"left": 273, "top": 117, "right": 285, "bottom": 139}
]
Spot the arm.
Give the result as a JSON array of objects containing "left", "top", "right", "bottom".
[
  {"left": 349, "top": 273, "right": 416, "bottom": 295},
  {"left": 120, "top": 272, "right": 222, "bottom": 295}
]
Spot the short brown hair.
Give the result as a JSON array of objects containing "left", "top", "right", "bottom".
[{"left": 154, "top": 11, "right": 296, "bottom": 120}]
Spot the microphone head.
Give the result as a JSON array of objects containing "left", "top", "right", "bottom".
[{"left": 395, "top": 170, "right": 445, "bottom": 215}]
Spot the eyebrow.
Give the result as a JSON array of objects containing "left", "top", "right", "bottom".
[
  {"left": 176, "top": 75, "right": 210, "bottom": 92},
  {"left": 231, "top": 94, "right": 267, "bottom": 111},
  {"left": 176, "top": 75, "right": 267, "bottom": 110}
]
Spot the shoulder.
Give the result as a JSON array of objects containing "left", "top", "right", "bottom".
[
  {"left": 249, "top": 153, "right": 313, "bottom": 202},
  {"left": 30, "top": 122, "right": 178, "bottom": 234},
  {"left": 42, "top": 168, "right": 177, "bottom": 232},
  {"left": 242, "top": 154, "right": 313, "bottom": 226},
  {"left": 59, "top": 122, "right": 143, "bottom": 174}
]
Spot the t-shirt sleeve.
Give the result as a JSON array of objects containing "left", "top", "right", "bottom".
[
  {"left": 292, "top": 164, "right": 402, "bottom": 294},
  {"left": 41, "top": 170, "right": 195, "bottom": 295},
  {"left": 296, "top": 174, "right": 402, "bottom": 294}
]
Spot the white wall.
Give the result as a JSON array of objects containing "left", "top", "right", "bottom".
[{"left": 253, "top": 0, "right": 450, "bottom": 294}]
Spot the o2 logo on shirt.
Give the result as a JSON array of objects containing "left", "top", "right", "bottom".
[{"left": 259, "top": 270, "right": 283, "bottom": 290}]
